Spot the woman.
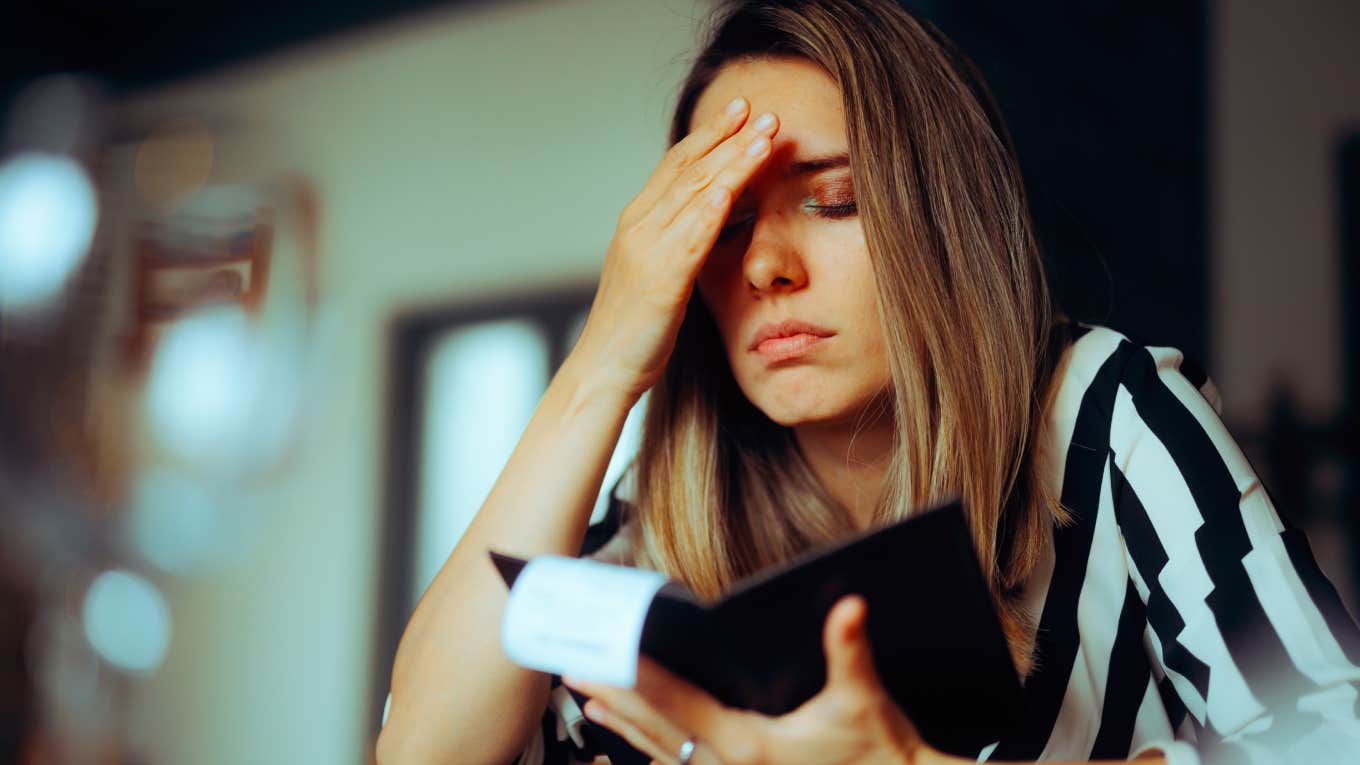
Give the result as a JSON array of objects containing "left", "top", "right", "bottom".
[{"left": 376, "top": 2, "right": 1360, "bottom": 764}]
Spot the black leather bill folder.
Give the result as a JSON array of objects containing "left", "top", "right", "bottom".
[{"left": 491, "top": 497, "right": 1031, "bottom": 763}]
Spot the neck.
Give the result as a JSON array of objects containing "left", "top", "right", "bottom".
[{"left": 793, "top": 398, "right": 895, "bottom": 531}]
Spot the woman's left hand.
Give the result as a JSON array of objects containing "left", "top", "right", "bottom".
[{"left": 563, "top": 595, "right": 952, "bottom": 765}]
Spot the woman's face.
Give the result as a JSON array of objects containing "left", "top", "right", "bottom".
[{"left": 691, "top": 56, "right": 892, "bottom": 428}]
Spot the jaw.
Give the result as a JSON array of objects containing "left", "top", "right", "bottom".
[{"left": 736, "top": 366, "right": 851, "bottom": 426}]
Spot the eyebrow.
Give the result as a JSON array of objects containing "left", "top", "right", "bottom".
[
  {"left": 732, "top": 152, "right": 852, "bottom": 206},
  {"left": 785, "top": 152, "right": 850, "bottom": 176}
]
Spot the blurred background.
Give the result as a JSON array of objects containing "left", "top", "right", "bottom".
[{"left": 0, "top": 0, "right": 1356, "bottom": 762}]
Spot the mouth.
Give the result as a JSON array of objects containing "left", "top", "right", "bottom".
[{"left": 748, "top": 319, "right": 836, "bottom": 363}]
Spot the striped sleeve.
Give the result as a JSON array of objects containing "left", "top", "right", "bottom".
[
  {"left": 1108, "top": 342, "right": 1360, "bottom": 764},
  {"left": 511, "top": 676, "right": 599, "bottom": 765}
]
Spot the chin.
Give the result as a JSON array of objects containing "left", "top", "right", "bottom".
[
  {"left": 762, "top": 408, "right": 841, "bottom": 428},
  {"left": 745, "top": 390, "right": 869, "bottom": 428},
  {"left": 736, "top": 369, "right": 890, "bottom": 429}
]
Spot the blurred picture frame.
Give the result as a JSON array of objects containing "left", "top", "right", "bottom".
[{"left": 124, "top": 209, "right": 272, "bottom": 370}]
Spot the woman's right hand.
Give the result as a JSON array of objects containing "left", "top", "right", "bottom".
[{"left": 568, "top": 96, "right": 781, "bottom": 401}]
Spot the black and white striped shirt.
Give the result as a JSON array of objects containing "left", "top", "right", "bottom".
[{"left": 518, "top": 324, "right": 1360, "bottom": 765}]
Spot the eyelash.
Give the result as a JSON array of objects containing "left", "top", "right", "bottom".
[
  {"left": 808, "top": 201, "right": 858, "bottom": 219},
  {"left": 716, "top": 200, "right": 858, "bottom": 241}
]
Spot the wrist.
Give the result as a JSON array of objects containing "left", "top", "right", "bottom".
[{"left": 554, "top": 353, "right": 643, "bottom": 416}]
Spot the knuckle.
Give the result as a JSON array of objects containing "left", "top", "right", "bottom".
[
  {"left": 699, "top": 204, "right": 724, "bottom": 227},
  {"left": 723, "top": 734, "right": 766, "bottom": 765},
  {"left": 680, "top": 164, "right": 711, "bottom": 190},
  {"left": 846, "top": 700, "right": 874, "bottom": 727},
  {"left": 677, "top": 199, "right": 713, "bottom": 229},
  {"left": 668, "top": 223, "right": 704, "bottom": 257},
  {"left": 665, "top": 141, "right": 700, "bottom": 171},
  {"left": 675, "top": 238, "right": 704, "bottom": 262},
  {"left": 705, "top": 178, "right": 734, "bottom": 206},
  {"left": 835, "top": 690, "right": 877, "bottom": 727},
  {"left": 718, "top": 713, "right": 769, "bottom": 765}
]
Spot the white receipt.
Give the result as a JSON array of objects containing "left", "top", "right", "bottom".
[{"left": 501, "top": 555, "right": 667, "bottom": 688}]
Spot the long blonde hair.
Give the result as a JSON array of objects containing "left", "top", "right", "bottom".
[{"left": 633, "top": 0, "right": 1066, "bottom": 675}]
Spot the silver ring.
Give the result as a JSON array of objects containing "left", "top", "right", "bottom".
[{"left": 678, "top": 737, "right": 697, "bottom": 765}]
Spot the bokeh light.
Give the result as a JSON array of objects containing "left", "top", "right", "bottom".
[
  {"left": 82, "top": 570, "right": 172, "bottom": 674},
  {"left": 143, "top": 305, "right": 256, "bottom": 469},
  {"left": 129, "top": 468, "right": 231, "bottom": 574},
  {"left": 0, "top": 152, "right": 98, "bottom": 311}
]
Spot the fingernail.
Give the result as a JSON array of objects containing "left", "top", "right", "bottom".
[
  {"left": 746, "top": 136, "right": 770, "bottom": 157},
  {"left": 726, "top": 97, "right": 746, "bottom": 117},
  {"left": 753, "top": 112, "right": 776, "bottom": 132}
]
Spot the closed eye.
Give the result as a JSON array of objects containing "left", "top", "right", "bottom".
[
  {"left": 717, "top": 199, "right": 857, "bottom": 243},
  {"left": 806, "top": 201, "right": 857, "bottom": 219}
]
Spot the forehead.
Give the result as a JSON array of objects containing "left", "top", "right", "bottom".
[{"left": 691, "top": 56, "right": 846, "bottom": 151}]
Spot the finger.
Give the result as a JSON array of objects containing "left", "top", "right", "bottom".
[
  {"left": 633, "top": 658, "right": 770, "bottom": 765},
  {"left": 582, "top": 699, "right": 675, "bottom": 764},
  {"left": 649, "top": 181, "right": 731, "bottom": 271},
  {"left": 566, "top": 678, "right": 693, "bottom": 761},
  {"left": 646, "top": 111, "right": 779, "bottom": 230},
  {"left": 624, "top": 96, "right": 750, "bottom": 226},
  {"left": 641, "top": 116, "right": 776, "bottom": 270},
  {"left": 823, "top": 595, "right": 882, "bottom": 692}
]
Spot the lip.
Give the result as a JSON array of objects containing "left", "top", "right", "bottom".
[{"left": 748, "top": 319, "right": 836, "bottom": 363}]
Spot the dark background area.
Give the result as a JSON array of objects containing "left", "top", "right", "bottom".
[
  {"left": 919, "top": 1, "right": 1209, "bottom": 363},
  {"left": 0, "top": 0, "right": 478, "bottom": 97}
]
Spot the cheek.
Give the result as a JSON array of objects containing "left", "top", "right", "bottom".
[
  {"left": 833, "top": 245, "right": 891, "bottom": 374},
  {"left": 863, "top": 311, "right": 895, "bottom": 390}
]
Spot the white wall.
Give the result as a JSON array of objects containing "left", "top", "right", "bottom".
[{"left": 115, "top": 1, "right": 707, "bottom": 762}]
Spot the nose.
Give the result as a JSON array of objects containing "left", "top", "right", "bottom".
[{"left": 742, "top": 224, "right": 808, "bottom": 296}]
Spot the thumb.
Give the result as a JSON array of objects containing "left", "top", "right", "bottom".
[{"left": 822, "top": 594, "right": 881, "bottom": 692}]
